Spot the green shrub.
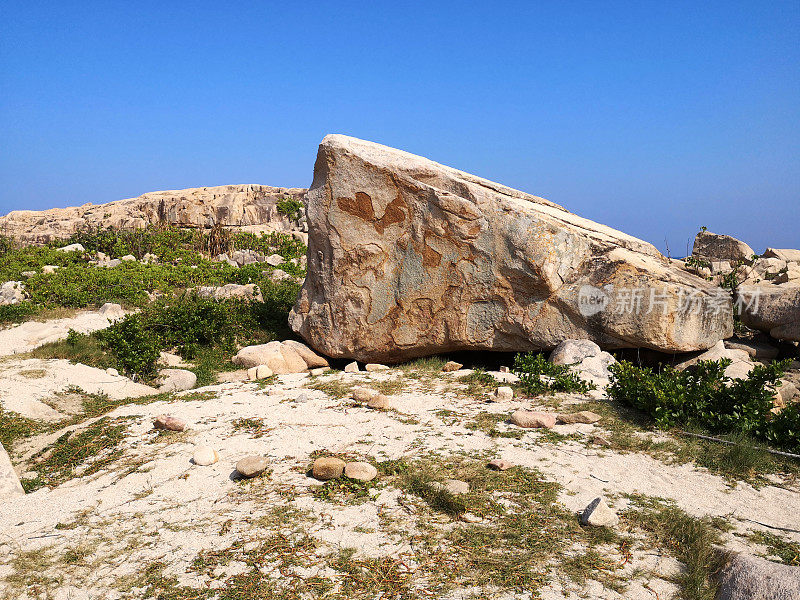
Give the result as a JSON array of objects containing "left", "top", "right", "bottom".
[
  {"left": 607, "top": 359, "right": 798, "bottom": 453},
  {"left": 97, "top": 314, "right": 161, "bottom": 378},
  {"left": 512, "top": 352, "right": 596, "bottom": 395},
  {"left": 275, "top": 197, "right": 304, "bottom": 221},
  {"left": 0, "top": 301, "right": 39, "bottom": 324}
]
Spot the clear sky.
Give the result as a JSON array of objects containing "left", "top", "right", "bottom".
[{"left": 1, "top": 1, "right": 798, "bottom": 254}]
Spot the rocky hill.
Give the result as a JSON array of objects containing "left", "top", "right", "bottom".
[{"left": 0, "top": 184, "right": 307, "bottom": 245}]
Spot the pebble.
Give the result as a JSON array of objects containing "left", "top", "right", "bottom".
[
  {"left": 312, "top": 457, "right": 346, "bottom": 480},
  {"left": 365, "top": 363, "right": 389, "bottom": 372},
  {"left": 591, "top": 435, "right": 612, "bottom": 447},
  {"left": 344, "top": 361, "right": 360, "bottom": 373},
  {"left": 153, "top": 415, "right": 186, "bottom": 432},
  {"left": 487, "top": 459, "right": 514, "bottom": 471},
  {"left": 352, "top": 387, "right": 378, "bottom": 403},
  {"left": 192, "top": 446, "right": 219, "bottom": 466},
  {"left": 510, "top": 410, "right": 556, "bottom": 429},
  {"left": 236, "top": 456, "right": 268, "bottom": 478},
  {"left": 493, "top": 386, "right": 514, "bottom": 401},
  {"left": 580, "top": 497, "right": 619, "bottom": 527},
  {"left": 310, "top": 367, "right": 326, "bottom": 376},
  {"left": 247, "top": 365, "right": 274, "bottom": 381},
  {"left": 557, "top": 411, "right": 602, "bottom": 424},
  {"left": 433, "top": 479, "right": 470, "bottom": 495},
  {"left": 366, "top": 394, "right": 391, "bottom": 410},
  {"left": 442, "top": 361, "right": 463, "bottom": 372},
  {"left": 344, "top": 462, "right": 378, "bottom": 482}
]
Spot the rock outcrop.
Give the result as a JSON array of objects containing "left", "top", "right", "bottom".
[
  {"left": 738, "top": 285, "right": 800, "bottom": 342},
  {"left": 691, "top": 230, "right": 755, "bottom": 263},
  {"left": 0, "top": 184, "right": 307, "bottom": 245},
  {"left": 0, "top": 442, "right": 24, "bottom": 499},
  {"left": 290, "top": 135, "right": 732, "bottom": 363}
]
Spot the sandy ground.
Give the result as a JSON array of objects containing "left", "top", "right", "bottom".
[
  {"left": 0, "top": 367, "right": 797, "bottom": 599},
  {"left": 0, "top": 358, "right": 157, "bottom": 421},
  {"left": 0, "top": 308, "right": 126, "bottom": 357}
]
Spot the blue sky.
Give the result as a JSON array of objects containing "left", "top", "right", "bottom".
[{"left": 1, "top": 1, "right": 798, "bottom": 254}]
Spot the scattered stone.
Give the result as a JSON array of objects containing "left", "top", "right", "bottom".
[
  {"left": 312, "top": 457, "right": 346, "bottom": 480},
  {"left": 269, "top": 269, "right": 291, "bottom": 283},
  {"left": 0, "top": 441, "right": 24, "bottom": 499},
  {"left": 157, "top": 369, "right": 197, "bottom": 393},
  {"left": 0, "top": 281, "right": 25, "bottom": 305},
  {"left": 557, "top": 411, "right": 602, "bottom": 424},
  {"left": 192, "top": 446, "right": 219, "bottom": 466},
  {"left": 365, "top": 363, "right": 389, "bottom": 372},
  {"left": 21, "top": 271, "right": 36, "bottom": 278},
  {"left": 550, "top": 339, "right": 603, "bottom": 366},
  {"left": 310, "top": 367, "right": 326, "bottom": 376},
  {"left": 366, "top": 394, "right": 391, "bottom": 410},
  {"left": 153, "top": 415, "right": 186, "bottom": 432},
  {"left": 344, "top": 361, "right": 360, "bottom": 373},
  {"left": 266, "top": 253, "right": 285, "bottom": 266},
  {"left": 493, "top": 386, "right": 514, "bottom": 401},
  {"left": 295, "top": 393, "right": 309, "bottom": 403},
  {"left": 724, "top": 339, "right": 780, "bottom": 361},
  {"left": 236, "top": 456, "right": 268, "bottom": 478},
  {"left": 738, "top": 285, "right": 800, "bottom": 343},
  {"left": 158, "top": 351, "right": 185, "bottom": 367},
  {"left": 105, "top": 367, "right": 119, "bottom": 377},
  {"left": 120, "top": 254, "right": 136, "bottom": 261},
  {"left": 675, "top": 340, "right": 754, "bottom": 380},
  {"left": 442, "top": 361, "right": 463, "bottom": 372},
  {"left": 56, "top": 243, "right": 85, "bottom": 252},
  {"left": 510, "top": 410, "right": 556, "bottom": 429},
  {"left": 717, "top": 552, "right": 800, "bottom": 600},
  {"left": 98, "top": 302, "right": 125, "bottom": 320},
  {"left": 499, "top": 366, "right": 510, "bottom": 373},
  {"left": 580, "top": 497, "right": 619, "bottom": 527},
  {"left": 460, "top": 513, "right": 483, "bottom": 523},
  {"left": 432, "top": 479, "right": 470, "bottom": 495},
  {"left": 232, "top": 341, "right": 315, "bottom": 373},
  {"left": 591, "top": 435, "right": 612, "bottom": 447},
  {"left": 344, "top": 462, "right": 378, "bottom": 482},
  {"left": 487, "top": 459, "right": 513, "bottom": 471},
  {"left": 42, "top": 265, "right": 59, "bottom": 274},
  {"left": 352, "top": 387, "right": 378, "bottom": 403},
  {"left": 247, "top": 365, "right": 274, "bottom": 381},
  {"left": 196, "top": 283, "right": 263, "bottom": 302},
  {"left": 692, "top": 230, "right": 755, "bottom": 262}
]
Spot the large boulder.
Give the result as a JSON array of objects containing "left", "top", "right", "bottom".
[
  {"left": 692, "top": 230, "right": 755, "bottom": 263},
  {"left": 0, "top": 442, "right": 24, "bottom": 499},
  {"left": 289, "top": 135, "right": 732, "bottom": 363},
  {"left": 232, "top": 340, "right": 328, "bottom": 373},
  {"left": 763, "top": 248, "right": 800, "bottom": 263},
  {"left": 717, "top": 553, "right": 800, "bottom": 600},
  {"left": 738, "top": 285, "right": 800, "bottom": 342},
  {"left": 674, "top": 340, "right": 754, "bottom": 380}
]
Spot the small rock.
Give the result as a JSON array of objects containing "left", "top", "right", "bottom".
[
  {"left": 487, "top": 459, "right": 513, "bottom": 471},
  {"left": 717, "top": 552, "right": 800, "bottom": 600},
  {"left": 158, "top": 369, "right": 197, "bottom": 393},
  {"left": 153, "top": 415, "right": 186, "bottom": 432},
  {"left": 265, "top": 253, "right": 284, "bottom": 266},
  {"left": 493, "top": 386, "right": 514, "bottom": 401},
  {"left": 442, "top": 361, "right": 463, "bottom": 372},
  {"left": 192, "top": 446, "right": 219, "bottom": 466},
  {"left": 365, "top": 363, "right": 389, "bottom": 372},
  {"left": 432, "top": 479, "right": 470, "bottom": 495},
  {"left": 344, "top": 361, "right": 360, "bottom": 373},
  {"left": 460, "top": 512, "right": 483, "bottom": 523},
  {"left": 510, "top": 410, "right": 556, "bottom": 429},
  {"left": 21, "top": 271, "right": 36, "bottom": 278},
  {"left": 105, "top": 367, "right": 119, "bottom": 377},
  {"left": 247, "top": 365, "right": 274, "bottom": 381},
  {"left": 310, "top": 367, "right": 326, "bottom": 376},
  {"left": 236, "top": 456, "right": 268, "bottom": 478},
  {"left": 557, "top": 411, "right": 602, "bottom": 424},
  {"left": 56, "top": 243, "right": 85, "bottom": 253},
  {"left": 312, "top": 457, "right": 346, "bottom": 480},
  {"left": 580, "top": 497, "right": 618, "bottom": 527},
  {"left": 295, "top": 393, "right": 309, "bottom": 403},
  {"left": 42, "top": 265, "right": 59, "bottom": 274},
  {"left": 591, "top": 435, "right": 612, "bottom": 447},
  {"left": 120, "top": 254, "right": 136, "bottom": 261},
  {"left": 499, "top": 366, "right": 510, "bottom": 373},
  {"left": 344, "top": 462, "right": 378, "bottom": 482},
  {"left": 366, "top": 394, "right": 391, "bottom": 410},
  {"left": 352, "top": 387, "right": 378, "bottom": 403}
]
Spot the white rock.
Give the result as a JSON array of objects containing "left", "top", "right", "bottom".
[
  {"left": 0, "top": 281, "right": 25, "bottom": 305},
  {"left": 192, "top": 446, "right": 219, "bottom": 466},
  {"left": 120, "top": 254, "right": 136, "bottom": 261},
  {"left": 493, "top": 386, "right": 514, "bottom": 401},
  {"left": 0, "top": 442, "right": 25, "bottom": 499},
  {"left": 580, "top": 497, "right": 619, "bottom": 527},
  {"left": 105, "top": 368, "right": 119, "bottom": 377},
  {"left": 56, "top": 243, "right": 85, "bottom": 252},
  {"left": 344, "top": 462, "right": 378, "bottom": 482},
  {"left": 365, "top": 363, "right": 389, "bottom": 372},
  {"left": 157, "top": 369, "right": 197, "bottom": 392},
  {"left": 266, "top": 253, "right": 285, "bottom": 266},
  {"left": 344, "top": 361, "right": 360, "bottom": 373}
]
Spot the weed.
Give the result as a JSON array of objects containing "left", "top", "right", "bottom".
[{"left": 513, "top": 352, "right": 595, "bottom": 395}]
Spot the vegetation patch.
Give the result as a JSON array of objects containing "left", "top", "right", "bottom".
[{"left": 513, "top": 352, "right": 596, "bottom": 395}]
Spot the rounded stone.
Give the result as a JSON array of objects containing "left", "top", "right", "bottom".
[
  {"left": 352, "top": 387, "right": 378, "bottom": 403},
  {"left": 494, "top": 386, "right": 514, "bottom": 401},
  {"left": 487, "top": 459, "right": 513, "bottom": 471},
  {"left": 153, "top": 414, "right": 186, "bottom": 432},
  {"left": 236, "top": 456, "right": 268, "bottom": 478},
  {"left": 192, "top": 446, "right": 219, "bottom": 466},
  {"left": 366, "top": 394, "right": 391, "bottom": 410},
  {"left": 312, "top": 457, "right": 346, "bottom": 480},
  {"left": 344, "top": 461, "right": 378, "bottom": 482},
  {"left": 510, "top": 410, "right": 556, "bottom": 429}
]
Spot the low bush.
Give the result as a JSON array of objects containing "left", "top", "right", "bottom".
[
  {"left": 607, "top": 359, "right": 799, "bottom": 453},
  {"left": 275, "top": 197, "right": 304, "bottom": 221},
  {"left": 512, "top": 352, "right": 596, "bottom": 395}
]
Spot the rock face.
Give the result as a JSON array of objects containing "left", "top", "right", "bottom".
[
  {"left": 692, "top": 230, "right": 755, "bottom": 262},
  {"left": 0, "top": 185, "right": 307, "bottom": 245},
  {"left": 717, "top": 553, "right": 800, "bottom": 600},
  {"left": 290, "top": 135, "right": 732, "bottom": 363},
  {"left": 738, "top": 285, "right": 800, "bottom": 343},
  {"left": 0, "top": 442, "right": 25, "bottom": 499}
]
